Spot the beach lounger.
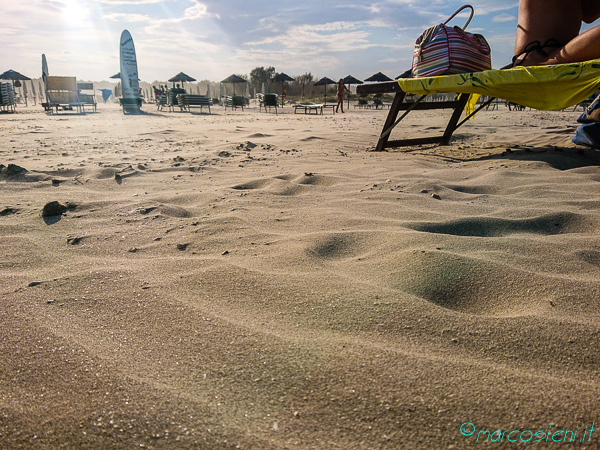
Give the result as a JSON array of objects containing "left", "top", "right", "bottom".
[
  {"left": 177, "top": 94, "right": 212, "bottom": 113},
  {"left": 357, "top": 59, "right": 600, "bottom": 151},
  {"left": 42, "top": 76, "right": 85, "bottom": 114},
  {"left": 156, "top": 92, "right": 168, "bottom": 111},
  {"left": 257, "top": 93, "right": 278, "bottom": 114},
  {"left": 0, "top": 82, "right": 16, "bottom": 113},
  {"left": 156, "top": 90, "right": 180, "bottom": 112},
  {"left": 76, "top": 82, "right": 97, "bottom": 112},
  {"left": 223, "top": 95, "right": 246, "bottom": 111},
  {"left": 294, "top": 103, "right": 336, "bottom": 115},
  {"left": 354, "top": 98, "right": 369, "bottom": 109},
  {"left": 371, "top": 98, "right": 386, "bottom": 110}
]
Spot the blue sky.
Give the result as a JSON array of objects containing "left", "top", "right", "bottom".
[{"left": 0, "top": 0, "right": 546, "bottom": 82}]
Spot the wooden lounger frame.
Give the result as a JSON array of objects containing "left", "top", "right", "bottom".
[
  {"left": 357, "top": 80, "right": 494, "bottom": 151},
  {"left": 293, "top": 104, "right": 336, "bottom": 115}
]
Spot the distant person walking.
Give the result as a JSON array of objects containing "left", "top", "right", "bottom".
[{"left": 335, "top": 79, "right": 350, "bottom": 113}]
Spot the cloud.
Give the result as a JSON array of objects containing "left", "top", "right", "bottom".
[
  {"left": 100, "top": 0, "right": 164, "bottom": 4},
  {"left": 246, "top": 22, "right": 370, "bottom": 50},
  {"left": 466, "top": 0, "right": 519, "bottom": 15},
  {"left": 493, "top": 13, "right": 516, "bottom": 23},
  {"left": 105, "top": 13, "right": 152, "bottom": 22}
]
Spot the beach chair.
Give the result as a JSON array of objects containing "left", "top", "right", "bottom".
[
  {"left": 371, "top": 97, "right": 386, "bottom": 110},
  {"left": 354, "top": 98, "right": 369, "bottom": 108},
  {"left": 357, "top": 59, "right": 600, "bottom": 151},
  {"left": 156, "top": 90, "right": 179, "bottom": 112},
  {"left": 156, "top": 92, "right": 168, "bottom": 110},
  {"left": 76, "top": 82, "right": 97, "bottom": 112},
  {"left": 177, "top": 94, "right": 212, "bottom": 113},
  {"left": 223, "top": 95, "right": 246, "bottom": 111},
  {"left": 293, "top": 103, "right": 336, "bottom": 115},
  {"left": 42, "top": 76, "right": 85, "bottom": 114},
  {"left": 258, "top": 93, "right": 278, "bottom": 114}
]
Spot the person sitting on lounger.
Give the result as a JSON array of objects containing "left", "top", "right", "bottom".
[
  {"left": 513, "top": 1, "right": 600, "bottom": 149},
  {"left": 513, "top": 0, "right": 600, "bottom": 66},
  {"left": 335, "top": 79, "right": 350, "bottom": 113}
]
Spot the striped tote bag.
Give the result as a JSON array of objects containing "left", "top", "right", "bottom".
[{"left": 412, "top": 5, "right": 491, "bottom": 78}]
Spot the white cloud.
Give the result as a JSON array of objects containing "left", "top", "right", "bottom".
[
  {"left": 466, "top": 1, "right": 519, "bottom": 15},
  {"left": 105, "top": 13, "right": 152, "bottom": 22},
  {"left": 100, "top": 0, "right": 165, "bottom": 4},
  {"left": 493, "top": 13, "right": 516, "bottom": 23},
  {"left": 246, "top": 22, "right": 370, "bottom": 51}
]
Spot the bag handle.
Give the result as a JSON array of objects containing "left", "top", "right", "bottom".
[
  {"left": 443, "top": 4, "right": 474, "bottom": 30},
  {"left": 453, "top": 27, "right": 491, "bottom": 54}
]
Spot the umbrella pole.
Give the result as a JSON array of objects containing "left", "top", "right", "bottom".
[{"left": 347, "top": 84, "right": 350, "bottom": 110}]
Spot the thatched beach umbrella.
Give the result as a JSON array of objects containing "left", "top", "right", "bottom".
[
  {"left": 273, "top": 72, "right": 294, "bottom": 106},
  {"left": 0, "top": 69, "right": 31, "bottom": 83},
  {"left": 364, "top": 71, "right": 393, "bottom": 82},
  {"left": 168, "top": 72, "right": 196, "bottom": 89},
  {"left": 313, "top": 76, "right": 336, "bottom": 104},
  {"left": 221, "top": 74, "right": 247, "bottom": 96},
  {"left": 343, "top": 74, "right": 363, "bottom": 109}
]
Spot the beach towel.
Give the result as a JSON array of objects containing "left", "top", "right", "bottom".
[{"left": 398, "top": 59, "right": 600, "bottom": 111}]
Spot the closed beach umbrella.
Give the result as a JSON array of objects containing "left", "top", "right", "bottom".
[
  {"left": 314, "top": 76, "right": 336, "bottom": 104},
  {"left": 42, "top": 54, "right": 49, "bottom": 81},
  {"left": 343, "top": 74, "right": 363, "bottom": 109},
  {"left": 30, "top": 80, "right": 37, "bottom": 105},
  {"left": 364, "top": 71, "right": 393, "bottom": 82},
  {"left": 23, "top": 82, "right": 29, "bottom": 106},
  {"left": 221, "top": 74, "right": 247, "bottom": 96}
]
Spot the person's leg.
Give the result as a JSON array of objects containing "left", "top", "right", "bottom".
[
  {"left": 514, "top": 0, "right": 583, "bottom": 65},
  {"left": 543, "top": 25, "right": 600, "bottom": 64}
]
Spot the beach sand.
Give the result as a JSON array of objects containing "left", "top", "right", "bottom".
[{"left": 1, "top": 102, "right": 600, "bottom": 448}]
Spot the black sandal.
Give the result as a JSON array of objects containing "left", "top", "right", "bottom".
[{"left": 502, "top": 39, "right": 563, "bottom": 69}]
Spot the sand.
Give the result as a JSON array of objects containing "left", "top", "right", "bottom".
[{"left": 1, "top": 102, "right": 600, "bottom": 448}]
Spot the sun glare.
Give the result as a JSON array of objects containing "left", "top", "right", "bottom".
[{"left": 59, "top": 0, "right": 90, "bottom": 25}]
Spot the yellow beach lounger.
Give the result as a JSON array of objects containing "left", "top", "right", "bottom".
[{"left": 357, "top": 59, "right": 600, "bottom": 151}]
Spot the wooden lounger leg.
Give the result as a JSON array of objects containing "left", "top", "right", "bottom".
[
  {"left": 441, "top": 94, "right": 470, "bottom": 145},
  {"left": 375, "top": 91, "right": 406, "bottom": 152}
]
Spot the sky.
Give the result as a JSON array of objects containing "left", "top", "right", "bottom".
[{"left": 0, "top": 0, "right": 576, "bottom": 83}]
